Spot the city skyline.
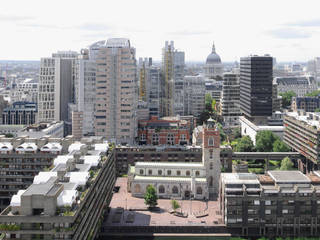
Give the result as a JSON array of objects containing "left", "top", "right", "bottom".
[{"left": 0, "top": 0, "right": 320, "bottom": 62}]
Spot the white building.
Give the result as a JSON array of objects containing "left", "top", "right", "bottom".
[
  {"left": 10, "top": 79, "right": 38, "bottom": 103},
  {"left": 204, "top": 42, "right": 223, "bottom": 79},
  {"left": 129, "top": 118, "right": 222, "bottom": 199}
]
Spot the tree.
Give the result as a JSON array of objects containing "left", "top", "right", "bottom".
[
  {"left": 315, "top": 108, "right": 320, "bottom": 112},
  {"left": 306, "top": 90, "right": 320, "bottom": 97},
  {"left": 273, "top": 139, "right": 290, "bottom": 152},
  {"left": 144, "top": 185, "right": 158, "bottom": 208},
  {"left": 256, "top": 130, "right": 278, "bottom": 152},
  {"left": 280, "top": 157, "right": 294, "bottom": 170},
  {"left": 279, "top": 91, "right": 296, "bottom": 108},
  {"left": 234, "top": 136, "right": 254, "bottom": 152},
  {"left": 205, "top": 93, "right": 213, "bottom": 111},
  {"left": 171, "top": 199, "right": 180, "bottom": 212},
  {"left": 216, "top": 122, "right": 226, "bottom": 142}
]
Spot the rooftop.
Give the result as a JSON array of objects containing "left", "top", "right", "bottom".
[{"left": 268, "top": 170, "right": 311, "bottom": 183}]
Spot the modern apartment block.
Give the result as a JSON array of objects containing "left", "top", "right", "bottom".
[
  {"left": 70, "top": 49, "right": 96, "bottom": 140},
  {"left": 0, "top": 135, "right": 74, "bottom": 210},
  {"left": 220, "top": 171, "right": 320, "bottom": 238},
  {"left": 38, "top": 51, "right": 78, "bottom": 124},
  {"left": 240, "top": 56, "right": 273, "bottom": 120},
  {"left": 2, "top": 102, "right": 37, "bottom": 125},
  {"left": 284, "top": 111, "right": 320, "bottom": 170},
  {"left": 161, "top": 41, "right": 185, "bottom": 116},
  {"left": 221, "top": 73, "right": 241, "bottom": 127},
  {"left": 0, "top": 137, "right": 115, "bottom": 240},
  {"left": 94, "top": 38, "right": 137, "bottom": 145},
  {"left": 183, "top": 75, "right": 205, "bottom": 117}
]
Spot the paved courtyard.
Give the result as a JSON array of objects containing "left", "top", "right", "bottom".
[{"left": 106, "top": 178, "right": 223, "bottom": 227}]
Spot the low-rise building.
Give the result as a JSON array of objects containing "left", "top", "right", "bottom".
[
  {"left": 2, "top": 102, "right": 37, "bottom": 125},
  {"left": 274, "top": 76, "right": 317, "bottom": 97},
  {"left": 17, "top": 121, "right": 64, "bottom": 138},
  {"left": 0, "top": 137, "right": 115, "bottom": 240},
  {"left": 291, "top": 96, "right": 320, "bottom": 112},
  {"left": 220, "top": 171, "right": 320, "bottom": 237}
]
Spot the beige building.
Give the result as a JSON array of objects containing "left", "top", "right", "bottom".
[{"left": 94, "top": 38, "right": 137, "bottom": 145}]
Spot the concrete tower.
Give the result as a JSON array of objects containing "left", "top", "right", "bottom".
[{"left": 202, "top": 118, "right": 221, "bottom": 198}]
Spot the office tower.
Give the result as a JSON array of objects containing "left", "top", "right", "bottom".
[
  {"left": 161, "top": 41, "right": 185, "bottom": 116},
  {"left": 138, "top": 57, "right": 152, "bottom": 102},
  {"left": 204, "top": 42, "right": 223, "bottom": 79},
  {"left": 38, "top": 51, "right": 78, "bottom": 124},
  {"left": 221, "top": 73, "right": 241, "bottom": 127},
  {"left": 2, "top": 102, "right": 37, "bottom": 125},
  {"left": 147, "top": 66, "right": 161, "bottom": 117},
  {"left": 183, "top": 75, "right": 205, "bottom": 117},
  {"left": 94, "top": 38, "right": 137, "bottom": 145},
  {"left": 70, "top": 49, "right": 96, "bottom": 140},
  {"left": 240, "top": 55, "right": 273, "bottom": 120}
]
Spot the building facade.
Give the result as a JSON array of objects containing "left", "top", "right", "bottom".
[
  {"left": 240, "top": 56, "right": 273, "bottom": 120},
  {"left": 183, "top": 75, "right": 205, "bottom": 117},
  {"left": 2, "top": 102, "right": 37, "bottom": 125},
  {"left": 274, "top": 76, "right": 317, "bottom": 97},
  {"left": 94, "top": 38, "right": 138, "bottom": 145},
  {"left": 291, "top": 96, "right": 320, "bottom": 112},
  {"left": 204, "top": 42, "right": 223, "bottom": 79}
]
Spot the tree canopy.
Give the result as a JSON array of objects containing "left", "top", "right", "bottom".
[
  {"left": 234, "top": 136, "right": 255, "bottom": 152},
  {"left": 171, "top": 199, "right": 180, "bottom": 212},
  {"left": 273, "top": 139, "right": 290, "bottom": 152},
  {"left": 280, "top": 157, "right": 294, "bottom": 170},
  {"left": 306, "top": 90, "right": 320, "bottom": 97},
  {"left": 256, "top": 130, "right": 278, "bottom": 152},
  {"left": 144, "top": 185, "right": 158, "bottom": 208},
  {"left": 279, "top": 91, "right": 296, "bottom": 108}
]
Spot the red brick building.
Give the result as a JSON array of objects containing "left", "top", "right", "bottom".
[{"left": 138, "top": 116, "right": 193, "bottom": 145}]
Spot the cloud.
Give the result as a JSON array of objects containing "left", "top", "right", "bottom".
[
  {"left": 168, "top": 30, "right": 211, "bottom": 36},
  {"left": 266, "top": 28, "right": 311, "bottom": 39},
  {"left": 76, "top": 23, "right": 113, "bottom": 31},
  {"left": 286, "top": 19, "right": 320, "bottom": 27},
  {"left": 18, "top": 23, "right": 64, "bottom": 29},
  {"left": 0, "top": 14, "right": 35, "bottom": 22}
]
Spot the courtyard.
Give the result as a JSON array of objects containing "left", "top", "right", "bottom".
[{"left": 105, "top": 177, "right": 224, "bottom": 227}]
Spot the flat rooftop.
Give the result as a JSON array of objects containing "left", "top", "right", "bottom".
[
  {"left": 268, "top": 170, "right": 311, "bottom": 183},
  {"left": 135, "top": 162, "right": 204, "bottom": 168}
]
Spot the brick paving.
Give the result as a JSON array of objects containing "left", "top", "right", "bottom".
[{"left": 106, "top": 177, "right": 223, "bottom": 227}]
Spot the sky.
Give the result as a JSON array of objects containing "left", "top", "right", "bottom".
[{"left": 1, "top": 0, "right": 320, "bottom": 62}]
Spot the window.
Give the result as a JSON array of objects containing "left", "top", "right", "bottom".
[
  {"left": 167, "top": 170, "right": 171, "bottom": 176},
  {"left": 265, "top": 200, "right": 271, "bottom": 205},
  {"left": 195, "top": 171, "right": 200, "bottom": 177},
  {"left": 177, "top": 170, "right": 181, "bottom": 176},
  {"left": 148, "top": 169, "right": 152, "bottom": 175},
  {"left": 196, "top": 187, "right": 202, "bottom": 195},
  {"left": 134, "top": 184, "right": 141, "bottom": 193},
  {"left": 209, "top": 150, "right": 213, "bottom": 159},
  {"left": 209, "top": 176, "right": 213, "bottom": 187},
  {"left": 159, "top": 185, "right": 165, "bottom": 194},
  {"left": 186, "top": 171, "right": 190, "bottom": 176},
  {"left": 139, "top": 169, "right": 144, "bottom": 175},
  {"left": 254, "top": 200, "right": 260, "bottom": 205},
  {"left": 158, "top": 170, "right": 162, "bottom": 175},
  {"left": 210, "top": 162, "right": 213, "bottom": 170},
  {"left": 208, "top": 137, "right": 214, "bottom": 146},
  {"left": 265, "top": 209, "right": 271, "bottom": 214},
  {"left": 172, "top": 186, "right": 178, "bottom": 194}
]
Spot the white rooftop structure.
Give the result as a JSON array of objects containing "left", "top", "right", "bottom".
[
  {"left": 83, "top": 155, "right": 101, "bottom": 167},
  {"left": 57, "top": 190, "right": 78, "bottom": 207},
  {"left": 68, "top": 142, "right": 85, "bottom": 153},
  {"left": 10, "top": 190, "right": 25, "bottom": 207},
  {"left": 40, "top": 142, "right": 62, "bottom": 152},
  {"left": 16, "top": 142, "right": 38, "bottom": 152},
  {"left": 33, "top": 172, "right": 57, "bottom": 184},
  {"left": 53, "top": 155, "right": 73, "bottom": 166},
  {"left": 286, "top": 111, "right": 320, "bottom": 129},
  {"left": 0, "top": 142, "right": 13, "bottom": 152}
]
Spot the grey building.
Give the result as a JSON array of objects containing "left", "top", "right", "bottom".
[
  {"left": 240, "top": 56, "right": 273, "bottom": 120},
  {"left": 183, "top": 75, "right": 205, "bottom": 117},
  {"left": 2, "top": 102, "right": 37, "bottom": 125}
]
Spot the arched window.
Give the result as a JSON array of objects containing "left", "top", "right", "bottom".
[
  {"left": 209, "top": 176, "right": 213, "bottom": 187},
  {"left": 159, "top": 185, "right": 165, "bottom": 194},
  {"left": 167, "top": 170, "right": 171, "bottom": 176},
  {"left": 210, "top": 162, "right": 213, "bottom": 170},
  {"left": 195, "top": 171, "right": 200, "bottom": 177},
  {"left": 172, "top": 186, "right": 179, "bottom": 194},
  {"left": 186, "top": 170, "right": 190, "bottom": 176},
  {"left": 208, "top": 137, "right": 214, "bottom": 146},
  {"left": 196, "top": 187, "right": 202, "bottom": 195},
  {"left": 158, "top": 170, "right": 162, "bottom": 175},
  {"left": 139, "top": 169, "right": 144, "bottom": 175},
  {"left": 148, "top": 169, "right": 152, "bottom": 175},
  {"left": 134, "top": 184, "right": 141, "bottom": 193},
  {"left": 177, "top": 170, "right": 181, "bottom": 176}
]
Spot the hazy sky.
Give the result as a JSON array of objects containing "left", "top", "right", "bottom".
[{"left": 1, "top": 0, "right": 320, "bottom": 62}]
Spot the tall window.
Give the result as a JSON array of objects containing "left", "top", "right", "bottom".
[
  {"left": 210, "top": 150, "right": 213, "bottom": 159},
  {"left": 208, "top": 137, "right": 214, "bottom": 146},
  {"left": 152, "top": 133, "right": 159, "bottom": 145},
  {"left": 167, "top": 133, "right": 174, "bottom": 145},
  {"left": 159, "top": 185, "right": 165, "bottom": 194}
]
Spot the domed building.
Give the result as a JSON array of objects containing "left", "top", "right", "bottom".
[{"left": 204, "top": 42, "right": 223, "bottom": 79}]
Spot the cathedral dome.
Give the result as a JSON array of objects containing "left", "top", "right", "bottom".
[{"left": 206, "top": 42, "right": 221, "bottom": 64}]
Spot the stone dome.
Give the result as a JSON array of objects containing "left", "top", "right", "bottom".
[{"left": 206, "top": 42, "right": 221, "bottom": 64}]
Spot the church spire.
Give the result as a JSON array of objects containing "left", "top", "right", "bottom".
[{"left": 212, "top": 42, "right": 216, "bottom": 53}]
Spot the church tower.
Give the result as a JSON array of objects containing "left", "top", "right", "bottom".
[{"left": 202, "top": 118, "right": 221, "bottom": 198}]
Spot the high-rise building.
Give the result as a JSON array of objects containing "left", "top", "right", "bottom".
[
  {"left": 183, "top": 75, "right": 205, "bottom": 117},
  {"left": 161, "top": 41, "right": 185, "bottom": 116},
  {"left": 70, "top": 49, "right": 96, "bottom": 140},
  {"left": 221, "top": 73, "right": 241, "bottom": 127},
  {"left": 240, "top": 55, "right": 273, "bottom": 120},
  {"left": 94, "top": 38, "right": 137, "bottom": 145},
  {"left": 38, "top": 51, "right": 78, "bottom": 125},
  {"left": 2, "top": 102, "right": 37, "bottom": 125}
]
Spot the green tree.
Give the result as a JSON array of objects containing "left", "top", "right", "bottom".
[
  {"left": 279, "top": 91, "right": 296, "bottom": 108},
  {"left": 315, "top": 108, "right": 320, "bottom": 112},
  {"left": 144, "top": 185, "right": 158, "bottom": 208},
  {"left": 211, "top": 99, "right": 216, "bottom": 112},
  {"left": 234, "top": 136, "right": 254, "bottom": 152},
  {"left": 256, "top": 130, "right": 278, "bottom": 152},
  {"left": 205, "top": 93, "right": 213, "bottom": 111},
  {"left": 306, "top": 90, "right": 320, "bottom": 97},
  {"left": 280, "top": 157, "right": 294, "bottom": 170},
  {"left": 216, "top": 122, "right": 226, "bottom": 142},
  {"left": 171, "top": 199, "right": 180, "bottom": 212},
  {"left": 273, "top": 139, "right": 290, "bottom": 152}
]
